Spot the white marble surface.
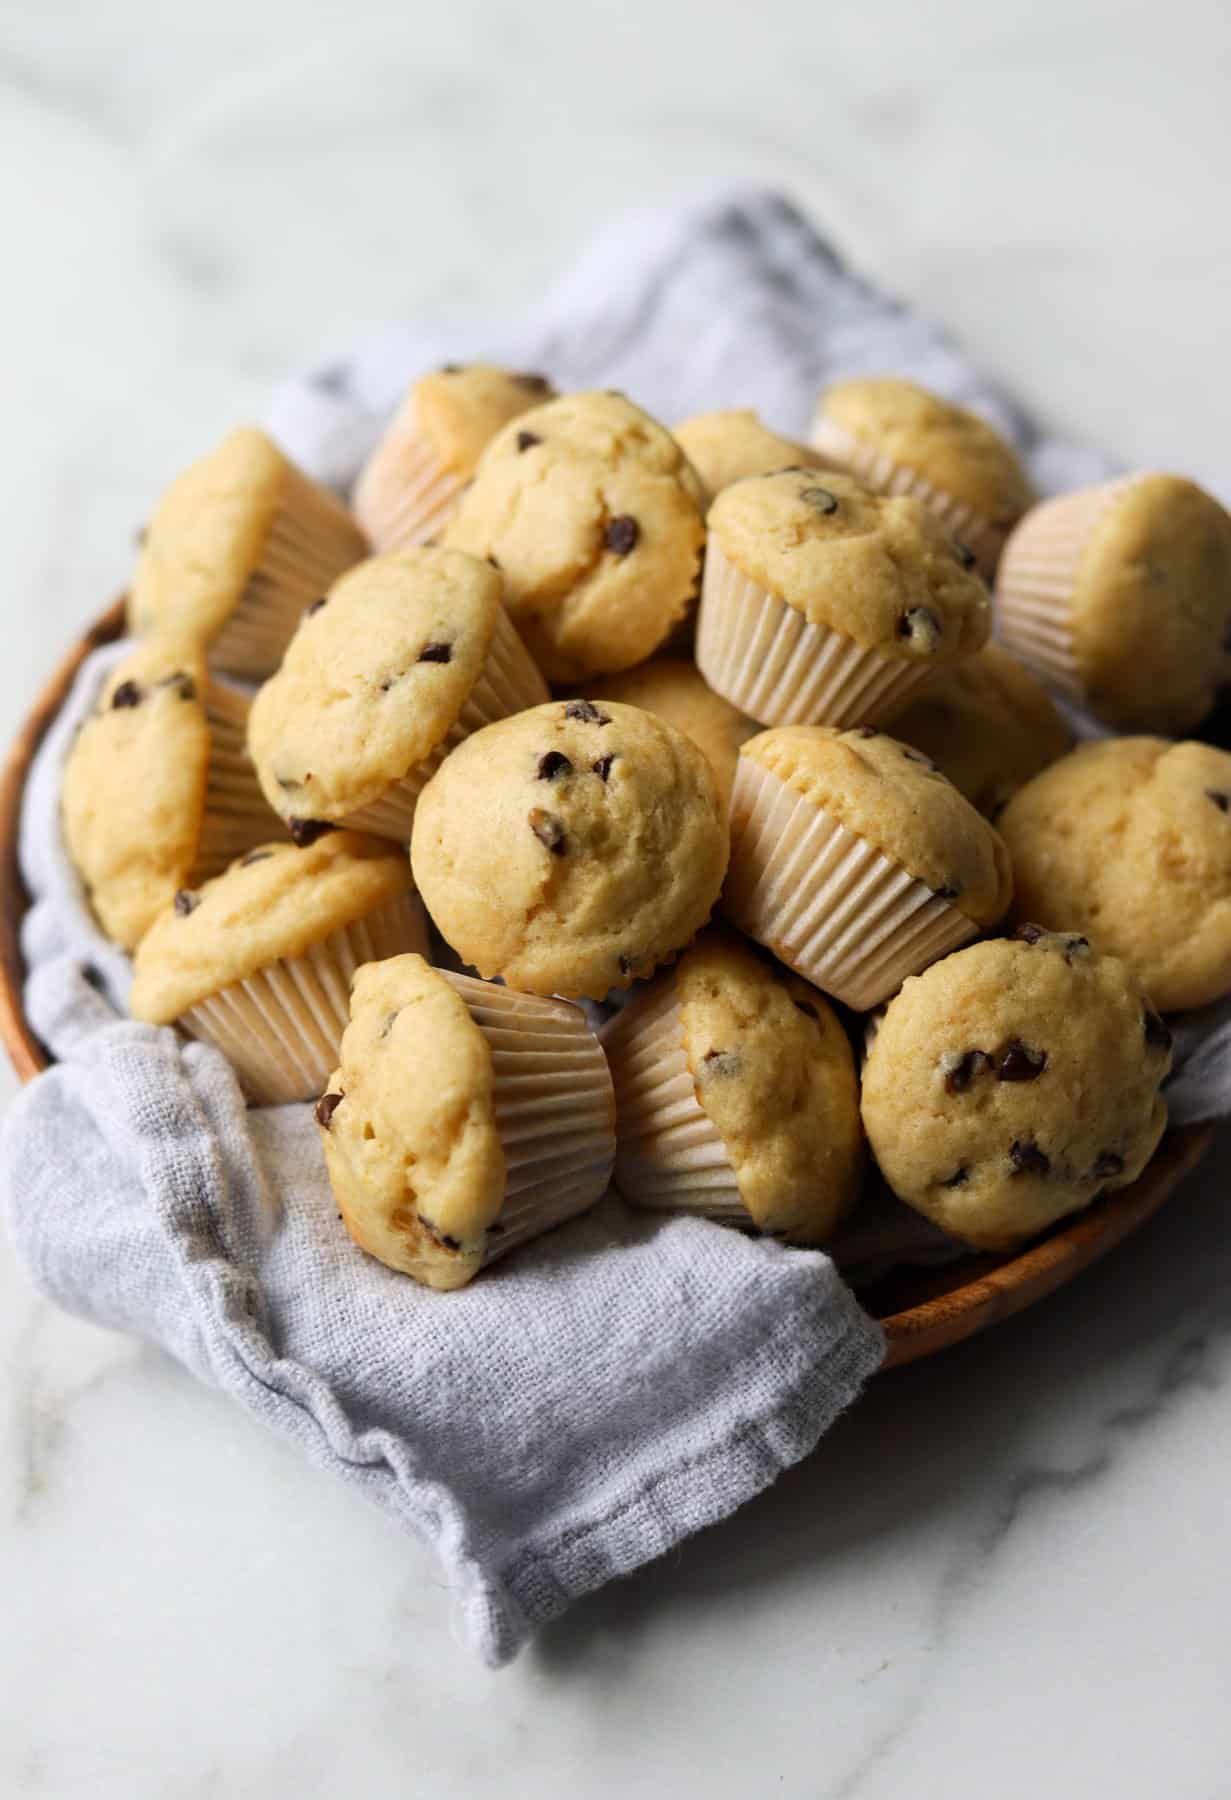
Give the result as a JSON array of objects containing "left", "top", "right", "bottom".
[{"left": 3, "top": 3, "right": 1230, "bottom": 1793}]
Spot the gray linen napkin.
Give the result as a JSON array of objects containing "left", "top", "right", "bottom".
[{"left": 3, "top": 191, "right": 1228, "bottom": 1668}]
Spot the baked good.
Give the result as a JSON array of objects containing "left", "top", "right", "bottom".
[
  {"left": 584, "top": 659, "right": 756, "bottom": 807},
  {"left": 998, "top": 736, "right": 1231, "bottom": 1011},
  {"left": 316, "top": 954, "right": 615, "bottom": 1289},
  {"left": 442, "top": 390, "right": 706, "bottom": 681},
  {"left": 351, "top": 364, "right": 555, "bottom": 553},
  {"left": 128, "top": 427, "right": 367, "bottom": 678},
  {"left": 604, "top": 927, "right": 863, "bottom": 1242},
  {"left": 61, "top": 639, "right": 278, "bottom": 949},
  {"left": 696, "top": 468, "right": 990, "bottom": 729},
  {"left": 673, "top": 408, "right": 820, "bottom": 502},
  {"left": 248, "top": 548, "right": 547, "bottom": 843},
  {"left": 410, "top": 698, "right": 729, "bottom": 998},
  {"left": 130, "top": 831, "right": 427, "bottom": 1104},
  {"left": 809, "top": 377, "right": 1033, "bottom": 576},
  {"left": 724, "top": 724, "right": 1013, "bottom": 1009},
  {"left": 861, "top": 929, "right": 1171, "bottom": 1249},
  {"left": 994, "top": 474, "right": 1231, "bottom": 734}
]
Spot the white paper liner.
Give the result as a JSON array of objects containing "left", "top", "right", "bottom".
[
  {"left": 352, "top": 404, "right": 473, "bottom": 552},
  {"left": 441, "top": 972, "right": 616, "bottom": 1261},
  {"left": 723, "top": 757, "right": 979, "bottom": 1010},
  {"left": 993, "top": 475, "right": 1145, "bottom": 704},
  {"left": 695, "top": 536, "right": 933, "bottom": 729},
  {"left": 603, "top": 976, "right": 750, "bottom": 1224},
  {"left": 337, "top": 606, "right": 549, "bottom": 840},
  {"left": 809, "top": 412, "right": 1009, "bottom": 578},
  {"left": 208, "top": 463, "right": 367, "bottom": 679},
  {"left": 194, "top": 680, "right": 283, "bottom": 879},
  {"left": 177, "top": 891, "right": 428, "bottom": 1105}
]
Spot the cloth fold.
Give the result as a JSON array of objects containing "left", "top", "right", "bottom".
[{"left": 3, "top": 190, "right": 1228, "bottom": 1663}]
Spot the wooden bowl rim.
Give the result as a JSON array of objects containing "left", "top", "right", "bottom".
[{"left": 0, "top": 602, "right": 1214, "bottom": 1368}]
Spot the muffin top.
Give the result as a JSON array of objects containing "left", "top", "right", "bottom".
[
  {"left": 248, "top": 549, "right": 503, "bottom": 823},
  {"left": 130, "top": 831, "right": 416, "bottom": 1023},
  {"left": 61, "top": 641, "right": 211, "bottom": 950},
  {"left": 408, "top": 363, "right": 556, "bottom": 475},
  {"left": 739, "top": 725, "right": 1013, "bottom": 924},
  {"left": 708, "top": 469, "right": 991, "bottom": 662},
  {"left": 442, "top": 390, "right": 706, "bottom": 681},
  {"left": 411, "top": 698, "right": 729, "bottom": 998},
  {"left": 673, "top": 408, "right": 820, "bottom": 503},
  {"left": 1063, "top": 474, "right": 1231, "bottom": 733},
  {"left": 815, "top": 378, "right": 1034, "bottom": 533},
  {"left": 674, "top": 929, "right": 864, "bottom": 1242},
  {"left": 890, "top": 641, "right": 1072, "bottom": 818},
  {"left": 998, "top": 736, "right": 1231, "bottom": 1011},
  {"left": 585, "top": 660, "right": 756, "bottom": 808},
  {"left": 860, "top": 930, "right": 1171, "bottom": 1250},
  {"left": 316, "top": 954, "right": 506, "bottom": 1290}
]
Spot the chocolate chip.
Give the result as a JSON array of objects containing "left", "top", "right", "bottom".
[
  {"left": 940, "top": 1166, "right": 970, "bottom": 1188},
  {"left": 852, "top": 726, "right": 880, "bottom": 739},
  {"left": 799, "top": 484, "right": 839, "bottom": 515},
  {"left": 241, "top": 850, "right": 274, "bottom": 867},
  {"left": 592, "top": 753, "right": 615, "bottom": 782},
  {"left": 111, "top": 680, "right": 142, "bottom": 709},
  {"left": 1092, "top": 1150, "right": 1125, "bottom": 1180},
  {"left": 896, "top": 607, "right": 943, "bottom": 650},
  {"left": 537, "top": 751, "right": 573, "bottom": 781},
  {"left": 1064, "top": 935, "right": 1089, "bottom": 962},
  {"left": 528, "top": 808, "right": 567, "bottom": 855},
  {"left": 418, "top": 641, "right": 452, "bottom": 664},
  {"left": 305, "top": 596, "right": 328, "bottom": 617},
  {"left": 564, "top": 700, "right": 610, "bottom": 726},
  {"left": 702, "top": 1049, "right": 741, "bottom": 1077},
  {"left": 944, "top": 1050, "right": 990, "bottom": 1095},
  {"left": 604, "top": 515, "right": 640, "bottom": 555},
  {"left": 793, "top": 999, "right": 819, "bottom": 1020},
  {"left": 1144, "top": 1008, "right": 1172, "bottom": 1053},
  {"left": 954, "top": 540, "right": 977, "bottom": 570},
  {"left": 315, "top": 1091, "right": 344, "bottom": 1129},
  {"left": 174, "top": 889, "right": 199, "bottom": 916},
  {"left": 934, "top": 883, "right": 960, "bottom": 901},
  {"left": 997, "top": 1039, "right": 1048, "bottom": 1082},
  {"left": 420, "top": 1216, "right": 462, "bottom": 1252},
  {"left": 1009, "top": 1139, "right": 1050, "bottom": 1176},
  {"left": 515, "top": 372, "right": 551, "bottom": 392},
  {"left": 1207, "top": 789, "right": 1230, "bottom": 813},
  {"left": 440, "top": 363, "right": 463, "bottom": 374},
  {"left": 516, "top": 429, "right": 541, "bottom": 452},
  {"left": 486, "top": 554, "right": 501, "bottom": 571},
  {"left": 1014, "top": 923, "right": 1047, "bottom": 945},
  {"left": 288, "top": 818, "right": 336, "bottom": 848}
]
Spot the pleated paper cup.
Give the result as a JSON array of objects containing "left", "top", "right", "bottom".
[
  {"left": 352, "top": 401, "right": 472, "bottom": 553},
  {"left": 337, "top": 606, "right": 549, "bottom": 841},
  {"left": 193, "top": 680, "right": 283, "bottom": 879},
  {"left": 177, "top": 891, "right": 429, "bottom": 1106},
  {"left": 994, "top": 476, "right": 1144, "bottom": 705},
  {"left": 209, "top": 463, "right": 368, "bottom": 679},
  {"left": 809, "top": 412, "right": 1009, "bottom": 579},
  {"left": 696, "top": 536, "right": 933, "bottom": 729},
  {"left": 442, "top": 971, "right": 616, "bottom": 1262},
  {"left": 723, "top": 756, "right": 979, "bottom": 1011},
  {"left": 603, "top": 976, "right": 749, "bottom": 1225}
]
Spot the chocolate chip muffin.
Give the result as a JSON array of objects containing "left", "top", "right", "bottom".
[
  {"left": 248, "top": 548, "right": 547, "bottom": 843},
  {"left": 584, "top": 659, "right": 757, "bottom": 808},
  {"left": 998, "top": 736, "right": 1231, "bottom": 1011},
  {"left": 604, "top": 927, "right": 864, "bottom": 1243},
  {"left": 316, "top": 954, "right": 615, "bottom": 1290},
  {"left": 61, "top": 639, "right": 279, "bottom": 949},
  {"left": 673, "top": 408, "right": 822, "bottom": 503},
  {"left": 861, "top": 930, "right": 1171, "bottom": 1250},
  {"left": 352, "top": 363, "right": 556, "bottom": 553},
  {"left": 441, "top": 390, "right": 706, "bottom": 681},
  {"left": 995, "top": 474, "right": 1231, "bottom": 734},
  {"left": 697, "top": 468, "right": 991, "bottom": 731},
  {"left": 724, "top": 724, "right": 1013, "bottom": 1010},
  {"left": 128, "top": 427, "right": 367, "bottom": 678},
  {"left": 810, "top": 377, "right": 1033, "bottom": 577},
  {"left": 410, "top": 699, "right": 729, "bottom": 999},
  {"left": 889, "top": 641, "right": 1072, "bottom": 818}
]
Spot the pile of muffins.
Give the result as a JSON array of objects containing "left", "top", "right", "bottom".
[{"left": 60, "top": 367, "right": 1231, "bottom": 1289}]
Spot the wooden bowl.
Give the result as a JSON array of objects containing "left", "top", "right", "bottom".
[{"left": 0, "top": 602, "right": 1214, "bottom": 1368}]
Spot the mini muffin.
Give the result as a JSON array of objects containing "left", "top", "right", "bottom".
[
  {"left": 697, "top": 469, "right": 990, "bottom": 731},
  {"left": 861, "top": 929, "right": 1171, "bottom": 1250},
  {"left": 995, "top": 474, "right": 1231, "bottom": 733},
  {"left": 673, "top": 408, "right": 821, "bottom": 503},
  {"left": 604, "top": 927, "right": 864, "bottom": 1243},
  {"left": 130, "top": 832, "right": 428, "bottom": 1104},
  {"left": 248, "top": 548, "right": 547, "bottom": 843},
  {"left": 809, "top": 378, "right": 1033, "bottom": 577},
  {"left": 442, "top": 390, "right": 706, "bottom": 681},
  {"left": 584, "top": 659, "right": 757, "bottom": 808},
  {"left": 352, "top": 364, "right": 555, "bottom": 553},
  {"left": 411, "top": 699, "right": 729, "bottom": 999},
  {"left": 889, "top": 641, "right": 1072, "bottom": 818},
  {"left": 999, "top": 737, "right": 1231, "bottom": 1011},
  {"left": 724, "top": 725, "right": 1013, "bottom": 1010},
  {"left": 61, "top": 640, "right": 280, "bottom": 949},
  {"left": 316, "top": 954, "right": 615, "bottom": 1290},
  {"left": 128, "top": 427, "right": 367, "bottom": 679}
]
